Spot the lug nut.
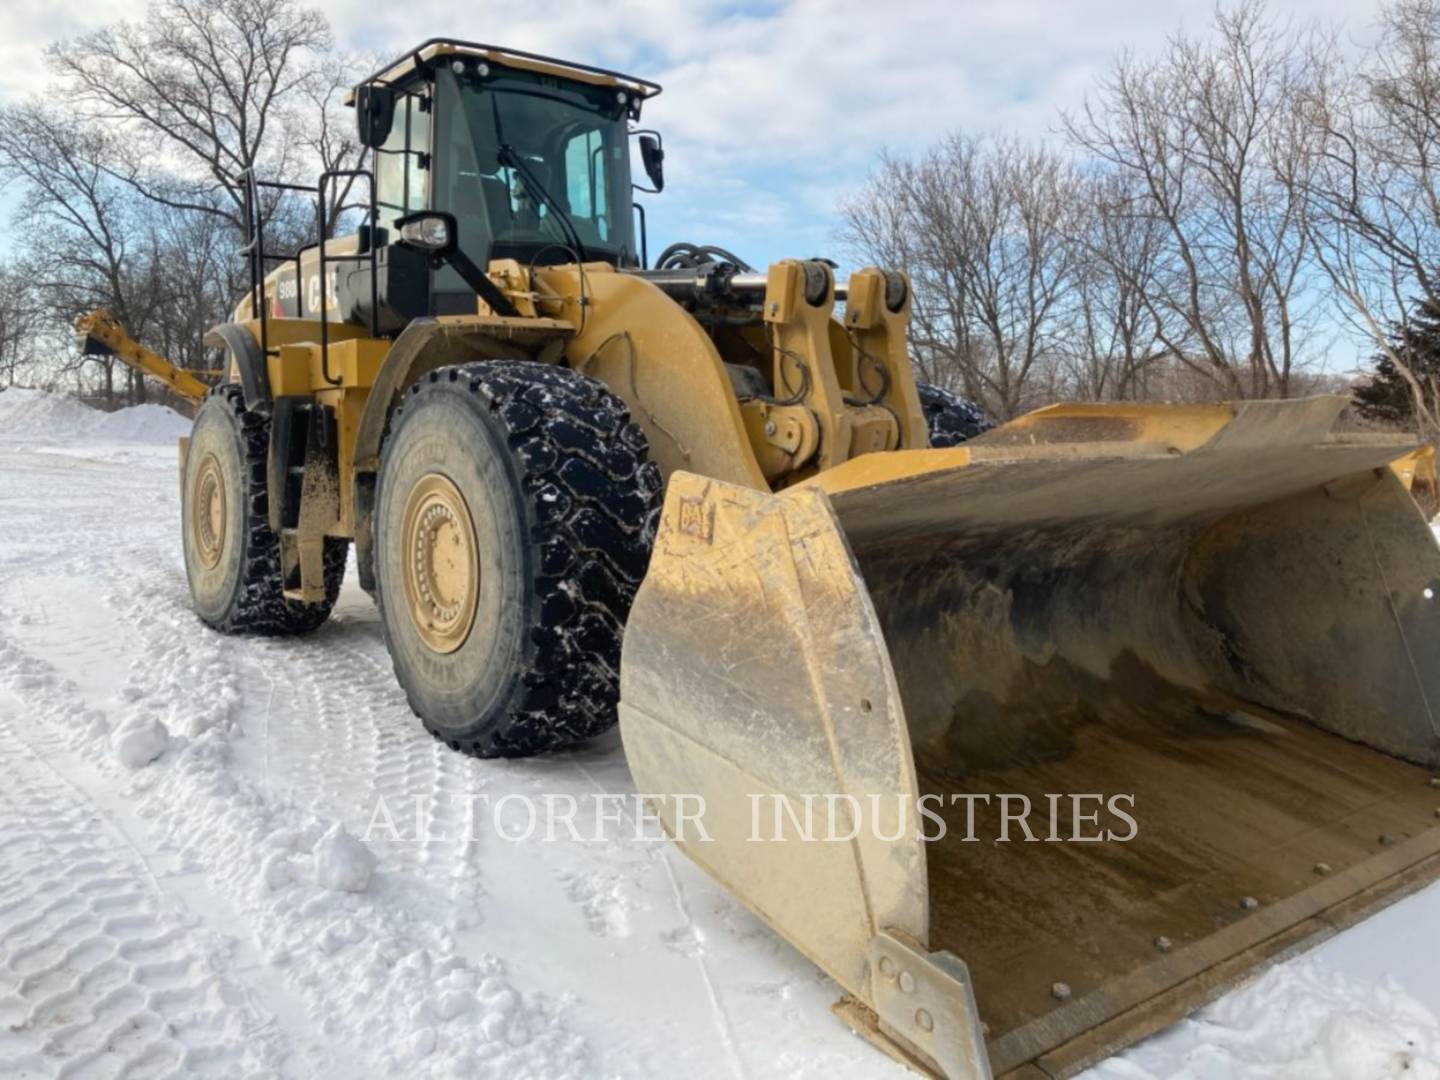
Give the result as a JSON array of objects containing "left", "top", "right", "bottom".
[
  {"left": 1379, "top": 834, "right": 1394, "bottom": 846},
  {"left": 898, "top": 970, "right": 916, "bottom": 994},
  {"left": 1051, "top": 982, "right": 1072, "bottom": 1001},
  {"left": 1314, "top": 862, "right": 1332, "bottom": 875},
  {"left": 1239, "top": 896, "right": 1259, "bottom": 910},
  {"left": 1153, "top": 936, "right": 1172, "bottom": 953}
]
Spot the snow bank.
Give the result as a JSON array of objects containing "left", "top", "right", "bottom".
[
  {"left": 0, "top": 387, "right": 189, "bottom": 444},
  {"left": 90, "top": 401, "right": 192, "bottom": 442}
]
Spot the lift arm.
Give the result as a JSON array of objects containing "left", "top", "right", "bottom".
[{"left": 76, "top": 309, "right": 213, "bottom": 402}]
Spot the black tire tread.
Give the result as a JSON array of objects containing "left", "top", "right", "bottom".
[
  {"left": 916, "top": 382, "right": 994, "bottom": 447},
  {"left": 198, "top": 385, "right": 346, "bottom": 635},
  {"left": 379, "top": 360, "right": 662, "bottom": 758}
]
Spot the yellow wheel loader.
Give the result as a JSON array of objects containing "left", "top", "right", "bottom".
[{"left": 88, "top": 38, "right": 1440, "bottom": 1080}]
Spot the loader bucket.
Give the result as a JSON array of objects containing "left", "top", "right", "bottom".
[
  {"left": 618, "top": 396, "right": 1440, "bottom": 1079},
  {"left": 1392, "top": 442, "right": 1440, "bottom": 520}
]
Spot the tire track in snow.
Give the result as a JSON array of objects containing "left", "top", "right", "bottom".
[
  {"left": 0, "top": 694, "right": 285, "bottom": 1079},
  {"left": 0, "top": 573, "right": 594, "bottom": 1078},
  {"left": 0, "top": 435, "right": 907, "bottom": 1079},
  {"left": 238, "top": 622, "right": 487, "bottom": 899}
]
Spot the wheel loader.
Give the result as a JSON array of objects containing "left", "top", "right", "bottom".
[{"left": 82, "top": 38, "right": 1440, "bottom": 1080}]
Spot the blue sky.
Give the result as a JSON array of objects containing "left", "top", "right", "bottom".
[{"left": 0, "top": 0, "right": 1391, "bottom": 367}]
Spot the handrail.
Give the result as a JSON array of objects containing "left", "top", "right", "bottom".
[
  {"left": 236, "top": 165, "right": 378, "bottom": 387},
  {"left": 317, "top": 168, "right": 379, "bottom": 386}
]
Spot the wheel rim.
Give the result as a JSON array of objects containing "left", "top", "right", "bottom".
[
  {"left": 192, "top": 453, "right": 227, "bottom": 570},
  {"left": 401, "top": 473, "right": 480, "bottom": 654}
]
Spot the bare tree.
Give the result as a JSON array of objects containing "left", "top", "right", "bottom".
[
  {"left": 0, "top": 105, "right": 160, "bottom": 403},
  {"left": 0, "top": 0, "right": 368, "bottom": 406},
  {"left": 0, "top": 264, "right": 40, "bottom": 388},
  {"left": 1305, "top": 0, "right": 1440, "bottom": 436},
  {"left": 1065, "top": 1, "right": 1326, "bottom": 398},
  {"left": 295, "top": 52, "right": 374, "bottom": 236},
  {"left": 1063, "top": 171, "right": 1179, "bottom": 399},
  {"left": 842, "top": 136, "right": 1081, "bottom": 418},
  {"left": 48, "top": 0, "right": 331, "bottom": 234}
]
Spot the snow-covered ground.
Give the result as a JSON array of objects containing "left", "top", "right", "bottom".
[{"left": 1, "top": 385, "right": 1439, "bottom": 1079}]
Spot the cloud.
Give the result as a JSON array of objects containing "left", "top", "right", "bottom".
[
  {"left": 0, "top": 0, "right": 134, "bottom": 102},
  {"left": 0, "top": 0, "right": 1390, "bottom": 267}
]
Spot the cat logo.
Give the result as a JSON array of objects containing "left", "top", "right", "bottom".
[{"left": 676, "top": 495, "right": 714, "bottom": 543}]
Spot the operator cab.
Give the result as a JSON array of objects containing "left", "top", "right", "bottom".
[{"left": 349, "top": 39, "right": 663, "bottom": 320}]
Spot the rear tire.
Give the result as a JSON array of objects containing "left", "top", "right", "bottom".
[
  {"left": 182, "top": 386, "right": 346, "bottom": 634},
  {"left": 374, "top": 361, "right": 662, "bottom": 758},
  {"left": 916, "top": 382, "right": 993, "bottom": 446}
]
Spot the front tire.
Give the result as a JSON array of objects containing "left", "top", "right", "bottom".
[
  {"left": 916, "top": 381, "right": 993, "bottom": 446},
  {"left": 182, "top": 386, "right": 346, "bottom": 634},
  {"left": 374, "top": 361, "right": 662, "bottom": 758}
]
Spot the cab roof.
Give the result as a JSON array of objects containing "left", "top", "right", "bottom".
[{"left": 345, "top": 38, "right": 662, "bottom": 105}]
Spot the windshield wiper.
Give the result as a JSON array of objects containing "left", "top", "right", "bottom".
[
  {"left": 489, "top": 93, "right": 589, "bottom": 263},
  {"left": 499, "top": 145, "right": 589, "bottom": 263}
]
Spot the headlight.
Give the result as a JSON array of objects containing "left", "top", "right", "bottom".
[{"left": 397, "top": 214, "right": 452, "bottom": 252}]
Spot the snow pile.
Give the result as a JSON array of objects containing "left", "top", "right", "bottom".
[
  {"left": 314, "top": 822, "right": 377, "bottom": 893},
  {"left": 0, "top": 386, "right": 189, "bottom": 444},
  {"left": 90, "top": 401, "right": 192, "bottom": 442},
  {"left": 1083, "top": 958, "right": 1440, "bottom": 1079},
  {"left": 0, "top": 386, "right": 99, "bottom": 435},
  {"left": 111, "top": 714, "right": 170, "bottom": 768}
]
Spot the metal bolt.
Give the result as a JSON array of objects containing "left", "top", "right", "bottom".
[
  {"left": 1239, "top": 896, "right": 1259, "bottom": 910},
  {"left": 915, "top": 1007, "right": 934, "bottom": 1033},
  {"left": 1153, "top": 936, "right": 1172, "bottom": 953},
  {"left": 1052, "top": 982, "right": 1072, "bottom": 1001},
  {"left": 1314, "top": 862, "right": 1332, "bottom": 875},
  {"left": 878, "top": 955, "right": 896, "bottom": 979},
  {"left": 764, "top": 420, "right": 777, "bottom": 437},
  {"left": 898, "top": 970, "right": 916, "bottom": 994}
]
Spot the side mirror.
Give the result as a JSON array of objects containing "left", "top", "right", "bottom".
[
  {"left": 355, "top": 84, "right": 396, "bottom": 149},
  {"left": 639, "top": 133, "right": 665, "bottom": 193}
]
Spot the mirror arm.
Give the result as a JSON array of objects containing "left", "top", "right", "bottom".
[{"left": 442, "top": 246, "right": 521, "bottom": 318}]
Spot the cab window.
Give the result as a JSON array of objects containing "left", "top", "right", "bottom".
[{"left": 375, "top": 90, "right": 431, "bottom": 232}]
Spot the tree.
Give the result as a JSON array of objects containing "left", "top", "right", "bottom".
[
  {"left": 1063, "top": 171, "right": 1180, "bottom": 400},
  {"left": 0, "top": 0, "right": 354, "bottom": 403},
  {"left": 1305, "top": 0, "right": 1440, "bottom": 438},
  {"left": 0, "top": 264, "right": 40, "bottom": 388},
  {"left": 48, "top": 0, "right": 332, "bottom": 235},
  {"left": 841, "top": 136, "right": 1081, "bottom": 418},
  {"left": 1354, "top": 295, "right": 1440, "bottom": 427},
  {"left": 0, "top": 106, "right": 155, "bottom": 403},
  {"left": 1065, "top": 1, "right": 1327, "bottom": 398}
]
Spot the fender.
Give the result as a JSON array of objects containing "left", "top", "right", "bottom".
[{"left": 204, "top": 323, "right": 271, "bottom": 412}]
